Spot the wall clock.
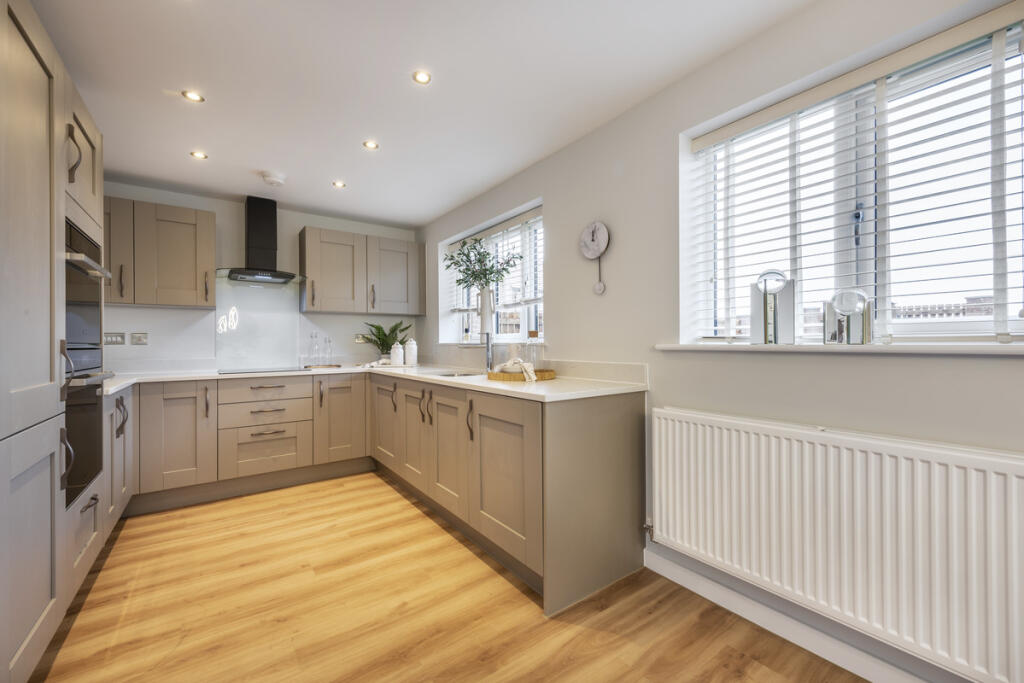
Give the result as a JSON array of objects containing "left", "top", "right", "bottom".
[{"left": 579, "top": 221, "right": 610, "bottom": 294}]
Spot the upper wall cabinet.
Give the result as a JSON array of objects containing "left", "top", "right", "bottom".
[
  {"left": 367, "top": 236, "right": 424, "bottom": 315},
  {"left": 299, "top": 227, "right": 424, "bottom": 315},
  {"left": 300, "top": 226, "right": 367, "bottom": 313},
  {"left": 104, "top": 196, "right": 134, "bottom": 303},
  {"left": 133, "top": 201, "right": 216, "bottom": 308},
  {"left": 64, "top": 80, "right": 103, "bottom": 240}
]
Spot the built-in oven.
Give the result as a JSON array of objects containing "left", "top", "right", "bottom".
[{"left": 61, "top": 221, "right": 112, "bottom": 507}]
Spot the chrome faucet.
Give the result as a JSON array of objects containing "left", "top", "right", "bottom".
[{"left": 483, "top": 332, "right": 493, "bottom": 373}]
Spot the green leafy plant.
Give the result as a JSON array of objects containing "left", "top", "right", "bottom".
[
  {"left": 359, "top": 321, "right": 411, "bottom": 355},
  {"left": 443, "top": 238, "right": 522, "bottom": 291}
]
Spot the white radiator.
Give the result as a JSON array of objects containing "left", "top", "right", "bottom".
[{"left": 652, "top": 407, "right": 1023, "bottom": 683}]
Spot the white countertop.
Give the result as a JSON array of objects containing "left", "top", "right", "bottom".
[{"left": 101, "top": 365, "right": 647, "bottom": 403}]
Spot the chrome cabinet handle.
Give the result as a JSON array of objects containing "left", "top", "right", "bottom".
[
  {"left": 391, "top": 382, "right": 397, "bottom": 412},
  {"left": 204, "top": 385, "right": 210, "bottom": 418},
  {"left": 60, "top": 339, "right": 74, "bottom": 401},
  {"left": 251, "top": 429, "right": 286, "bottom": 437},
  {"left": 319, "top": 380, "right": 325, "bottom": 407},
  {"left": 250, "top": 407, "right": 286, "bottom": 414},
  {"left": 204, "top": 271, "right": 209, "bottom": 302},
  {"left": 418, "top": 388, "right": 426, "bottom": 423},
  {"left": 118, "top": 264, "right": 125, "bottom": 298},
  {"left": 466, "top": 399, "right": 474, "bottom": 441},
  {"left": 67, "top": 123, "right": 82, "bottom": 184},
  {"left": 426, "top": 390, "right": 433, "bottom": 425},
  {"left": 370, "top": 284, "right": 375, "bottom": 309},
  {"left": 250, "top": 384, "right": 286, "bottom": 390},
  {"left": 80, "top": 494, "right": 99, "bottom": 513},
  {"left": 60, "top": 427, "right": 75, "bottom": 490},
  {"left": 311, "top": 280, "right": 316, "bottom": 307}
]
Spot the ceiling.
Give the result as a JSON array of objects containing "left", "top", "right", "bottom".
[{"left": 34, "top": 0, "right": 814, "bottom": 228}]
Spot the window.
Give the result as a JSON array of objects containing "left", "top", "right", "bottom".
[
  {"left": 690, "top": 24, "right": 1024, "bottom": 344},
  {"left": 442, "top": 208, "right": 544, "bottom": 343}
]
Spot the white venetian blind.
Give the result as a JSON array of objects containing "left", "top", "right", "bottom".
[{"left": 690, "top": 24, "right": 1024, "bottom": 342}]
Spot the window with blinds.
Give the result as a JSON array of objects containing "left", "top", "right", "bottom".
[
  {"left": 444, "top": 209, "right": 544, "bottom": 343},
  {"left": 690, "top": 23, "right": 1024, "bottom": 343}
]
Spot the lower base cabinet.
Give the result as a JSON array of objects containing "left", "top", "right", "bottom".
[
  {"left": 218, "top": 421, "right": 312, "bottom": 479},
  {"left": 369, "top": 376, "right": 401, "bottom": 466},
  {"left": 423, "top": 386, "right": 469, "bottom": 520},
  {"left": 139, "top": 381, "right": 217, "bottom": 493},
  {"left": 313, "top": 374, "right": 366, "bottom": 464},
  {"left": 102, "top": 387, "right": 135, "bottom": 536}
]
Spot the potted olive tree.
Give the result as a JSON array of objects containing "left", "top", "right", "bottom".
[{"left": 442, "top": 238, "right": 521, "bottom": 338}]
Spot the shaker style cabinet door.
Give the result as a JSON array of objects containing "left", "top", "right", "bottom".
[
  {"left": 139, "top": 381, "right": 218, "bottom": 492},
  {"left": 398, "top": 384, "right": 429, "bottom": 490},
  {"left": 467, "top": 392, "right": 543, "bottom": 574},
  {"left": 64, "top": 79, "right": 103, "bottom": 236},
  {"left": 102, "top": 387, "right": 133, "bottom": 536},
  {"left": 134, "top": 201, "right": 216, "bottom": 307},
  {"left": 103, "top": 196, "right": 134, "bottom": 303},
  {"left": 299, "top": 226, "right": 367, "bottom": 313},
  {"left": 313, "top": 374, "right": 367, "bottom": 464},
  {"left": 1, "top": 0, "right": 66, "bottom": 441},
  {"left": 424, "top": 386, "right": 470, "bottom": 521},
  {"left": 369, "top": 376, "right": 402, "bottom": 467},
  {"left": 366, "top": 236, "right": 424, "bottom": 315}
]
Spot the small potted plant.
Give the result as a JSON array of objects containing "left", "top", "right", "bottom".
[
  {"left": 359, "top": 321, "right": 411, "bottom": 360},
  {"left": 443, "top": 238, "right": 522, "bottom": 336}
]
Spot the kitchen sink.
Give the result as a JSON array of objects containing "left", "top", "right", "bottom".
[{"left": 434, "top": 371, "right": 484, "bottom": 377}]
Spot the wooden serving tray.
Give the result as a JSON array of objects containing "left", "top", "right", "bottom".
[{"left": 486, "top": 369, "right": 556, "bottom": 382}]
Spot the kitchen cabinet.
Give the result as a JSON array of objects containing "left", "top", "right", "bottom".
[
  {"left": 313, "top": 374, "right": 367, "bottom": 464},
  {"left": 102, "top": 386, "right": 135, "bottom": 535},
  {"left": 133, "top": 201, "right": 216, "bottom": 307},
  {"left": 64, "top": 455, "right": 105, "bottom": 607},
  {"left": 64, "top": 79, "right": 104, "bottom": 239},
  {"left": 1, "top": 0, "right": 66, "bottom": 442},
  {"left": 299, "top": 227, "right": 367, "bottom": 313},
  {"left": 369, "top": 376, "right": 402, "bottom": 466},
  {"left": 423, "top": 386, "right": 470, "bottom": 520},
  {"left": 2, "top": 415, "right": 67, "bottom": 683},
  {"left": 397, "top": 383, "right": 430, "bottom": 490},
  {"left": 218, "top": 421, "right": 312, "bottom": 480},
  {"left": 467, "top": 392, "right": 543, "bottom": 574},
  {"left": 139, "top": 381, "right": 218, "bottom": 493},
  {"left": 103, "top": 196, "right": 134, "bottom": 303},
  {"left": 367, "top": 236, "right": 424, "bottom": 315}
]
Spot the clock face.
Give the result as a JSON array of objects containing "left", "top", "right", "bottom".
[{"left": 579, "top": 221, "right": 609, "bottom": 260}]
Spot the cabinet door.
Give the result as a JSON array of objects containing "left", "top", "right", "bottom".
[
  {"left": 103, "top": 196, "right": 134, "bottom": 303},
  {"left": 3, "top": 414, "right": 67, "bottom": 683},
  {"left": 139, "top": 381, "right": 217, "bottom": 493},
  {"left": 398, "top": 384, "right": 429, "bottom": 490},
  {"left": 102, "top": 388, "right": 132, "bottom": 536},
  {"left": 366, "top": 236, "right": 423, "bottom": 314},
  {"left": 218, "top": 421, "right": 312, "bottom": 480},
  {"left": 300, "top": 227, "right": 367, "bottom": 313},
  {"left": 1, "top": 0, "right": 66, "bottom": 441},
  {"left": 65, "top": 458, "right": 105, "bottom": 606},
  {"left": 369, "top": 377, "right": 401, "bottom": 467},
  {"left": 468, "top": 392, "right": 543, "bottom": 574},
  {"left": 64, "top": 80, "right": 103, "bottom": 233},
  {"left": 424, "top": 386, "right": 469, "bottom": 520},
  {"left": 134, "top": 201, "right": 216, "bottom": 307},
  {"left": 313, "top": 374, "right": 366, "bottom": 464}
]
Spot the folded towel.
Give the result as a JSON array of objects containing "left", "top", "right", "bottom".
[{"left": 495, "top": 357, "right": 537, "bottom": 382}]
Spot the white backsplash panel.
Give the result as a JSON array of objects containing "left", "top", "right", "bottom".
[{"left": 215, "top": 272, "right": 300, "bottom": 372}]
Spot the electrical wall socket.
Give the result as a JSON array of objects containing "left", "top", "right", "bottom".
[
  {"left": 130, "top": 332, "right": 148, "bottom": 345},
  {"left": 104, "top": 332, "right": 125, "bottom": 345}
]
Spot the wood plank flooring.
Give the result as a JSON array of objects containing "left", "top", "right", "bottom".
[{"left": 31, "top": 472, "right": 862, "bottom": 682}]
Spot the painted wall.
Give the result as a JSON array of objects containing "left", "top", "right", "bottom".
[
  {"left": 103, "top": 181, "right": 419, "bottom": 371},
  {"left": 419, "top": 0, "right": 1023, "bottom": 454}
]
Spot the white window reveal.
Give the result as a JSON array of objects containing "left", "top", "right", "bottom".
[{"left": 689, "top": 24, "right": 1024, "bottom": 344}]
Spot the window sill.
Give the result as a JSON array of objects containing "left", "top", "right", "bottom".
[{"left": 654, "top": 342, "right": 1024, "bottom": 357}]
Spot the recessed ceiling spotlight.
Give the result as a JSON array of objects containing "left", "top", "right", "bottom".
[
  {"left": 190, "top": 150, "right": 208, "bottom": 160},
  {"left": 181, "top": 90, "right": 205, "bottom": 103},
  {"left": 362, "top": 140, "right": 379, "bottom": 151},
  {"left": 412, "top": 70, "right": 431, "bottom": 85},
  {"left": 332, "top": 180, "right": 346, "bottom": 188}
]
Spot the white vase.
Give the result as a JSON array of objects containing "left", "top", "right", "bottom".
[{"left": 479, "top": 286, "right": 494, "bottom": 336}]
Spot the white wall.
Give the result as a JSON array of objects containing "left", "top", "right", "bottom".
[
  {"left": 420, "top": 0, "right": 1023, "bottom": 453},
  {"left": 103, "top": 181, "right": 420, "bottom": 371}
]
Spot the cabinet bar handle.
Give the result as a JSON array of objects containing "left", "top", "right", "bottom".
[
  {"left": 311, "top": 280, "right": 316, "bottom": 307},
  {"left": 204, "top": 271, "right": 209, "bottom": 302},
  {"left": 59, "top": 427, "right": 75, "bottom": 490},
  {"left": 426, "top": 390, "right": 433, "bottom": 425},
  {"left": 391, "top": 382, "right": 397, "bottom": 412},
  {"left": 205, "top": 385, "right": 210, "bottom": 418},
  {"left": 418, "top": 388, "right": 426, "bottom": 422},
  {"left": 60, "top": 339, "right": 75, "bottom": 401},
  {"left": 319, "top": 380, "right": 325, "bottom": 407},
  {"left": 80, "top": 493, "right": 99, "bottom": 513},
  {"left": 370, "top": 284, "right": 376, "bottom": 309},
  {"left": 66, "top": 123, "right": 82, "bottom": 184},
  {"left": 118, "top": 264, "right": 125, "bottom": 298},
  {"left": 466, "top": 399, "right": 474, "bottom": 441},
  {"left": 251, "top": 429, "right": 286, "bottom": 437},
  {"left": 250, "top": 407, "right": 286, "bottom": 414},
  {"left": 250, "top": 384, "right": 286, "bottom": 390}
]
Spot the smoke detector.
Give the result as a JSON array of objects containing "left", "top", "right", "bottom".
[{"left": 259, "top": 171, "right": 285, "bottom": 187}]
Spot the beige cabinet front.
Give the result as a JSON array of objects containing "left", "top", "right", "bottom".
[
  {"left": 2, "top": 415, "right": 67, "bottom": 683},
  {"left": 300, "top": 227, "right": 367, "bottom": 313},
  {"left": 218, "top": 421, "right": 312, "bottom": 480},
  {"left": 367, "top": 236, "right": 424, "bottom": 315},
  {"left": 64, "top": 79, "right": 104, "bottom": 235},
  {"left": 103, "top": 196, "right": 134, "bottom": 303},
  {"left": 467, "top": 392, "right": 543, "bottom": 574},
  {"left": 139, "top": 381, "right": 218, "bottom": 492},
  {"left": 1, "top": 0, "right": 66, "bottom": 441},
  {"left": 398, "top": 384, "right": 430, "bottom": 490},
  {"left": 134, "top": 201, "right": 216, "bottom": 307},
  {"left": 313, "top": 374, "right": 367, "bottom": 464},
  {"left": 369, "top": 376, "right": 402, "bottom": 466},
  {"left": 423, "top": 386, "right": 470, "bottom": 521},
  {"left": 102, "top": 387, "right": 134, "bottom": 536}
]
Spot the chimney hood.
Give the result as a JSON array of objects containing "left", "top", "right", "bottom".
[{"left": 227, "top": 196, "right": 296, "bottom": 284}]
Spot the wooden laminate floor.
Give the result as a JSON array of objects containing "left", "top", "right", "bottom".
[{"left": 32, "top": 472, "right": 862, "bottom": 682}]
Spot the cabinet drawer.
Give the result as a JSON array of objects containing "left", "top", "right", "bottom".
[
  {"left": 218, "top": 421, "right": 313, "bottom": 480},
  {"left": 218, "top": 376, "right": 312, "bottom": 404},
  {"left": 218, "top": 398, "right": 313, "bottom": 429}
]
